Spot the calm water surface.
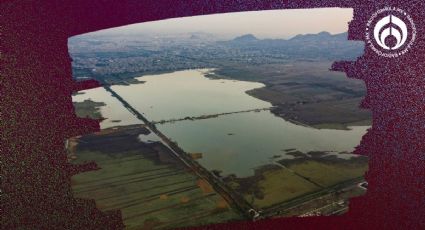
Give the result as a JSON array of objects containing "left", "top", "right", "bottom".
[
  {"left": 74, "top": 69, "right": 369, "bottom": 177},
  {"left": 72, "top": 87, "right": 142, "bottom": 129},
  {"left": 111, "top": 69, "right": 271, "bottom": 121}
]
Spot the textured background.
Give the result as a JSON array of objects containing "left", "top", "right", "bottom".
[{"left": 2, "top": 1, "right": 424, "bottom": 229}]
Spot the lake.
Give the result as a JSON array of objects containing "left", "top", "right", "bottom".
[
  {"left": 72, "top": 87, "right": 142, "bottom": 129},
  {"left": 73, "top": 69, "right": 369, "bottom": 177}
]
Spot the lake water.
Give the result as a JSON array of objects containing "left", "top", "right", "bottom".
[
  {"left": 111, "top": 69, "right": 271, "bottom": 121},
  {"left": 73, "top": 69, "right": 369, "bottom": 177},
  {"left": 157, "top": 111, "right": 367, "bottom": 177},
  {"left": 72, "top": 87, "right": 142, "bottom": 129}
]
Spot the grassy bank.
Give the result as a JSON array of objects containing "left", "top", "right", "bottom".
[
  {"left": 73, "top": 99, "right": 105, "bottom": 119},
  {"left": 223, "top": 151, "right": 368, "bottom": 211},
  {"left": 205, "top": 62, "right": 372, "bottom": 130}
]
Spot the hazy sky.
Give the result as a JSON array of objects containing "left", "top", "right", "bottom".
[{"left": 89, "top": 8, "right": 353, "bottom": 39}]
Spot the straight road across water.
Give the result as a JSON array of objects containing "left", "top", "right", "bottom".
[{"left": 100, "top": 83, "right": 258, "bottom": 219}]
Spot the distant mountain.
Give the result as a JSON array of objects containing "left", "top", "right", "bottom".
[
  {"left": 289, "top": 31, "right": 347, "bottom": 42},
  {"left": 220, "top": 31, "right": 363, "bottom": 60},
  {"left": 290, "top": 31, "right": 331, "bottom": 39},
  {"left": 232, "top": 34, "right": 259, "bottom": 42}
]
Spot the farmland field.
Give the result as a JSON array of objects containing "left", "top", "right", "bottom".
[{"left": 70, "top": 125, "right": 241, "bottom": 230}]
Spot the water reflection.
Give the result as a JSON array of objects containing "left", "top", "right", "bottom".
[
  {"left": 74, "top": 69, "right": 369, "bottom": 177},
  {"left": 73, "top": 87, "right": 142, "bottom": 129},
  {"left": 111, "top": 69, "right": 270, "bottom": 121}
]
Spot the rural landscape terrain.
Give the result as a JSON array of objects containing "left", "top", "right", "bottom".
[
  {"left": 70, "top": 31, "right": 370, "bottom": 129},
  {"left": 70, "top": 27, "right": 370, "bottom": 229}
]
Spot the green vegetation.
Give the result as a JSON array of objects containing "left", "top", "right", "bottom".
[
  {"left": 70, "top": 126, "right": 241, "bottom": 230},
  {"left": 284, "top": 158, "right": 368, "bottom": 187},
  {"left": 247, "top": 167, "right": 320, "bottom": 208},
  {"left": 223, "top": 151, "right": 368, "bottom": 211},
  {"left": 73, "top": 99, "right": 105, "bottom": 119},
  {"left": 205, "top": 61, "right": 371, "bottom": 129}
]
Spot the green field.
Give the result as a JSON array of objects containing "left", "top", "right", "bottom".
[
  {"left": 247, "top": 167, "right": 320, "bottom": 208},
  {"left": 207, "top": 61, "right": 371, "bottom": 129},
  {"left": 224, "top": 152, "right": 368, "bottom": 211},
  {"left": 70, "top": 126, "right": 241, "bottom": 230},
  {"left": 71, "top": 93, "right": 368, "bottom": 224},
  {"left": 284, "top": 158, "right": 368, "bottom": 187}
]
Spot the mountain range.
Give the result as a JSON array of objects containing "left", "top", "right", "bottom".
[{"left": 221, "top": 32, "right": 364, "bottom": 60}]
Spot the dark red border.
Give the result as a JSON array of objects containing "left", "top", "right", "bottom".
[{"left": 2, "top": 1, "right": 424, "bottom": 229}]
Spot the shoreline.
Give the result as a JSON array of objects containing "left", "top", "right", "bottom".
[
  {"left": 74, "top": 67, "right": 372, "bottom": 130},
  {"left": 204, "top": 69, "right": 371, "bottom": 130}
]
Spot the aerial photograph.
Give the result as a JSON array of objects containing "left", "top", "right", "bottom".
[{"left": 68, "top": 8, "right": 370, "bottom": 230}]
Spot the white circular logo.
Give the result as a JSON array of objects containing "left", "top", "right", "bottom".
[{"left": 365, "top": 7, "right": 416, "bottom": 58}]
